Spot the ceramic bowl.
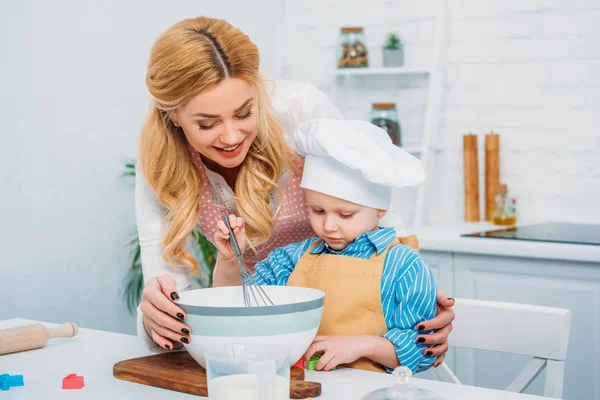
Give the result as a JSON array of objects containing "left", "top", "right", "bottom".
[{"left": 178, "top": 285, "right": 324, "bottom": 368}]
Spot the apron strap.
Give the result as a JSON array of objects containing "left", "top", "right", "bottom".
[{"left": 399, "top": 234, "right": 420, "bottom": 251}]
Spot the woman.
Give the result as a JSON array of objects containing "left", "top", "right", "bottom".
[{"left": 135, "top": 16, "right": 454, "bottom": 367}]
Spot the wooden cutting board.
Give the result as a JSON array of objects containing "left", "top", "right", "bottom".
[{"left": 113, "top": 351, "right": 321, "bottom": 399}]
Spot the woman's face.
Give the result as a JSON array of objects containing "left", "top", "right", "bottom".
[{"left": 173, "top": 78, "right": 259, "bottom": 169}]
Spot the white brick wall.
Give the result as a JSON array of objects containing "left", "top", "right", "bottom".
[{"left": 280, "top": 0, "right": 600, "bottom": 226}]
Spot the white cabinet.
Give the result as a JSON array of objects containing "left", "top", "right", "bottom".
[
  {"left": 419, "top": 250, "right": 600, "bottom": 400},
  {"left": 421, "top": 251, "right": 454, "bottom": 296}
]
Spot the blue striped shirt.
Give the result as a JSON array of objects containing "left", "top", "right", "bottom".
[{"left": 253, "top": 227, "right": 437, "bottom": 373}]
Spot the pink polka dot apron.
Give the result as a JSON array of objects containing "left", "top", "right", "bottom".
[{"left": 189, "top": 147, "right": 315, "bottom": 270}]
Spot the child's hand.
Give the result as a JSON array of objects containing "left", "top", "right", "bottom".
[
  {"left": 214, "top": 214, "right": 246, "bottom": 261},
  {"left": 303, "top": 335, "right": 367, "bottom": 371}
]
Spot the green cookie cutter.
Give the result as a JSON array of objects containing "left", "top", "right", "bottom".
[{"left": 306, "top": 354, "right": 337, "bottom": 371}]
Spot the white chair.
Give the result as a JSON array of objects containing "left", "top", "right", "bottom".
[{"left": 434, "top": 298, "right": 572, "bottom": 399}]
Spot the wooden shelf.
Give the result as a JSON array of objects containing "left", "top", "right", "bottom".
[{"left": 334, "top": 67, "right": 429, "bottom": 76}]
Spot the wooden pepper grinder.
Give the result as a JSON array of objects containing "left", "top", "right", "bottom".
[
  {"left": 0, "top": 322, "right": 78, "bottom": 355},
  {"left": 463, "top": 133, "right": 480, "bottom": 222},
  {"left": 485, "top": 132, "right": 500, "bottom": 221}
]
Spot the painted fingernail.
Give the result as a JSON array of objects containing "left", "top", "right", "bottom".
[
  {"left": 170, "top": 292, "right": 179, "bottom": 301},
  {"left": 181, "top": 328, "right": 190, "bottom": 335},
  {"left": 177, "top": 313, "right": 185, "bottom": 321},
  {"left": 181, "top": 337, "right": 189, "bottom": 344},
  {"left": 164, "top": 344, "right": 171, "bottom": 350},
  {"left": 418, "top": 324, "right": 425, "bottom": 330},
  {"left": 426, "top": 350, "right": 433, "bottom": 356},
  {"left": 417, "top": 337, "right": 426, "bottom": 343}
]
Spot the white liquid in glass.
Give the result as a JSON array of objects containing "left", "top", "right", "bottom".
[{"left": 208, "top": 374, "right": 289, "bottom": 400}]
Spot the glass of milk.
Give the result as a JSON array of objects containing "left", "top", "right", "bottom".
[{"left": 205, "top": 343, "right": 291, "bottom": 400}]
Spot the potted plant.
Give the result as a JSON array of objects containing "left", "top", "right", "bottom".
[
  {"left": 120, "top": 160, "right": 217, "bottom": 314},
  {"left": 382, "top": 33, "right": 404, "bottom": 67}
]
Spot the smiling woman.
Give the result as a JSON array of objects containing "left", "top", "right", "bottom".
[
  {"left": 139, "top": 18, "right": 293, "bottom": 261},
  {"left": 135, "top": 16, "right": 346, "bottom": 351},
  {"left": 134, "top": 16, "right": 455, "bottom": 362}
]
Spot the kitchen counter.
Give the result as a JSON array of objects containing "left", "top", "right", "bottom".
[
  {"left": 413, "top": 222, "right": 600, "bottom": 399},
  {"left": 414, "top": 221, "right": 600, "bottom": 263},
  {"left": 0, "top": 319, "right": 554, "bottom": 400}
]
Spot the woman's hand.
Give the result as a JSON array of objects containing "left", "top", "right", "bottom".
[
  {"left": 415, "top": 288, "right": 455, "bottom": 367},
  {"left": 214, "top": 214, "right": 246, "bottom": 261},
  {"left": 140, "top": 274, "right": 191, "bottom": 350}
]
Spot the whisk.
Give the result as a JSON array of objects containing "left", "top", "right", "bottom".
[{"left": 222, "top": 216, "right": 274, "bottom": 307}]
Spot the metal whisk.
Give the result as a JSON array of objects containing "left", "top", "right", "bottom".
[{"left": 222, "top": 216, "right": 274, "bottom": 307}]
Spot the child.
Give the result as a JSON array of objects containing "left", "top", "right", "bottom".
[{"left": 213, "top": 119, "right": 437, "bottom": 374}]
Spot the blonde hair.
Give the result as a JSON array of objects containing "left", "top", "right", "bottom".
[{"left": 139, "top": 17, "right": 296, "bottom": 275}]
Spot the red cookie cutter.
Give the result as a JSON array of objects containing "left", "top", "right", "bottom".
[{"left": 62, "top": 374, "right": 84, "bottom": 389}]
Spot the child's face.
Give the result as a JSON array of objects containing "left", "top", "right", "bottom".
[{"left": 304, "top": 189, "right": 387, "bottom": 251}]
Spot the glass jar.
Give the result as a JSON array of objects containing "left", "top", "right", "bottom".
[
  {"left": 371, "top": 103, "right": 401, "bottom": 146},
  {"left": 492, "top": 183, "right": 517, "bottom": 226},
  {"left": 205, "top": 343, "right": 291, "bottom": 400},
  {"left": 338, "top": 27, "right": 369, "bottom": 68}
]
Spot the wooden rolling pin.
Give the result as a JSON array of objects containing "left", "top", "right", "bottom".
[{"left": 0, "top": 322, "right": 78, "bottom": 355}]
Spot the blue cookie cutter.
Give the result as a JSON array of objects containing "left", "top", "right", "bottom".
[{"left": 0, "top": 374, "right": 24, "bottom": 391}]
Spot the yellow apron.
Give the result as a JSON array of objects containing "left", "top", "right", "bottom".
[{"left": 287, "top": 235, "right": 419, "bottom": 373}]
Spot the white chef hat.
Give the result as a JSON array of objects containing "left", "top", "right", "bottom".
[{"left": 294, "top": 119, "right": 425, "bottom": 210}]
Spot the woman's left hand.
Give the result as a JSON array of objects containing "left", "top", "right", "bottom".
[{"left": 415, "top": 288, "right": 455, "bottom": 367}]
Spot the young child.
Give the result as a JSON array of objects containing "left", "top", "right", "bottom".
[{"left": 213, "top": 119, "right": 437, "bottom": 374}]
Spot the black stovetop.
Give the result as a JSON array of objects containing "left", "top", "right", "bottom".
[{"left": 461, "top": 222, "right": 600, "bottom": 246}]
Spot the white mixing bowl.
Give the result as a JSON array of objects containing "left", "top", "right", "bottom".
[{"left": 178, "top": 285, "right": 324, "bottom": 368}]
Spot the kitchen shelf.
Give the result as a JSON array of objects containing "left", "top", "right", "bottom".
[
  {"left": 331, "top": 0, "right": 449, "bottom": 228},
  {"left": 334, "top": 67, "right": 430, "bottom": 76}
]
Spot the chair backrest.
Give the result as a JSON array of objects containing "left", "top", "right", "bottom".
[{"left": 434, "top": 298, "right": 572, "bottom": 398}]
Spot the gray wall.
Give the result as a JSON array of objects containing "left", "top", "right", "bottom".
[{"left": 0, "top": 0, "right": 280, "bottom": 334}]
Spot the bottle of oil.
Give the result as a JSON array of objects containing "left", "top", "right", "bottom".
[{"left": 492, "top": 184, "right": 517, "bottom": 225}]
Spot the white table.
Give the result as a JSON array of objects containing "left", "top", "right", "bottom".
[{"left": 0, "top": 319, "right": 553, "bottom": 400}]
